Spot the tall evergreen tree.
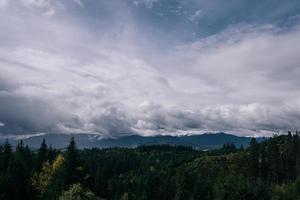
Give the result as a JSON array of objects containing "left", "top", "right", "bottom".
[
  {"left": 2, "top": 139, "right": 12, "bottom": 172},
  {"left": 16, "top": 140, "right": 25, "bottom": 152},
  {"left": 260, "top": 146, "right": 268, "bottom": 179},
  {"left": 48, "top": 145, "right": 57, "bottom": 164},
  {"left": 267, "top": 138, "right": 281, "bottom": 183},
  {"left": 294, "top": 134, "right": 300, "bottom": 178},
  {"left": 10, "top": 140, "right": 30, "bottom": 199},
  {"left": 63, "top": 137, "right": 82, "bottom": 188},
  {"left": 285, "top": 136, "right": 297, "bottom": 181},
  {"left": 249, "top": 138, "right": 259, "bottom": 178},
  {"left": 38, "top": 139, "right": 48, "bottom": 170}
]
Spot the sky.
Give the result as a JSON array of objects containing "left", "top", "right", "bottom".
[{"left": 1, "top": 0, "right": 300, "bottom": 138}]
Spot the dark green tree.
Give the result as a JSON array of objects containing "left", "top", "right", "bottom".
[
  {"left": 2, "top": 139, "right": 12, "bottom": 172},
  {"left": 8, "top": 140, "right": 35, "bottom": 200},
  {"left": 38, "top": 138, "right": 48, "bottom": 170},
  {"left": 48, "top": 145, "right": 58, "bottom": 164},
  {"left": 260, "top": 146, "right": 268, "bottom": 179},
  {"left": 63, "top": 137, "right": 83, "bottom": 188},
  {"left": 249, "top": 138, "right": 259, "bottom": 178},
  {"left": 267, "top": 138, "right": 281, "bottom": 183}
]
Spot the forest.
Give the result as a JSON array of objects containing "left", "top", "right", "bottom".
[{"left": 1, "top": 132, "right": 300, "bottom": 200}]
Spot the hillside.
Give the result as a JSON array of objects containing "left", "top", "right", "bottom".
[{"left": 0, "top": 133, "right": 299, "bottom": 199}]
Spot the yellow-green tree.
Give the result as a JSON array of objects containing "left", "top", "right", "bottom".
[
  {"left": 32, "top": 154, "right": 65, "bottom": 199},
  {"left": 58, "top": 183, "right": 100, "bottom": 200}
]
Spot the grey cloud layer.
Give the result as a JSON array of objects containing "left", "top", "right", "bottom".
[{"left": 0, "top": 0, "right": 300, "bottom": 137}]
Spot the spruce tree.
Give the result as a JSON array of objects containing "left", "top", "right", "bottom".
[
  {"left": 267, "top": 139, "right": 280, "bottom": 183},
  {"left": 2, "top": 139, "right": 12, "bottom": 172},
  {"left": 38, "top": 138, "right": 48, "bottom": 170},
  {"left": 249, "top": 138, "right": 259, "bottom": 178},
  {"left": 260, "top": 146, "right": 267, "bottom": 179},
  {"left": 64, "top": 137, "right": 82, "bottom": 188}
]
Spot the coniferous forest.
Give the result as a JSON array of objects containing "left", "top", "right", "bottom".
[{"left": 1, "top": 133, "right": 300, "bottom": 200}]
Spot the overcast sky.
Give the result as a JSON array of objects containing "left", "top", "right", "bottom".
[{"left": 1, "top": 0, "right": 300, "bottom": 138}]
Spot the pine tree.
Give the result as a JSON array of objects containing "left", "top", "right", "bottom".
[
  {"left": 48, "top": 145, "right": 57, "bottom": 164},
  {"left": 260, "top": 146, "right": 267, "bottom": 179},
  {"left": 38, "top": 138, "right": 48, "bottom": 170},
  {"left": 267, "top": 139, "right": 280, "bottom": 183},
  {"left": 285, "top": 135, "right": 297, "bottom": 180},
  {"left": 249, "top": 138, "right": 259, "bottom": 178},
  {"left": 16, "top": 140, "right": 25, "bottom": 152},
  {"left": 63, "top": 137, "right": 82, "bottom": 188},
  {"left": 11, "top": 140, "right": 34, "bottom": 199},
  {"left": 294, "top": 134, "right": 300, "bottom": 178},
  {"left": 2, "top": 139, "right": 12, "bottom": 172}
]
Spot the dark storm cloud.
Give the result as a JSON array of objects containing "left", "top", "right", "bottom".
[{"left": 0, "top": 0, "right": 300, "bottom": 138}]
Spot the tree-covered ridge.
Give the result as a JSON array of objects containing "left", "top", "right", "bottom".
[{"left": 0, "top": 133, "right": 300, "bottom": 199}]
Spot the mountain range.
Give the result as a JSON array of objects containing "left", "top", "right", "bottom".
[{"left": 0, "top": 133, "right": 266, "bottom": 150}]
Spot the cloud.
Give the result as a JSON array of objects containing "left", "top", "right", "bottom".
[
  {"left": 0, "top": 0, "right": 7, "bottom": 9},
  {"left": 189, "top": 9, "right": 203, "bottom": 22},
  {"left": 73, "top": 0, "right": 84, "bottom": 8},
  {"left": 0, "top": 0, "right": 300, "bottom": 138},
  {"left": 137, "top": 0, "right": 158, "bottom": 9}
]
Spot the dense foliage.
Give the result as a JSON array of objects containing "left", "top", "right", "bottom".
[{"left": 1, "top": 132, "right": 300, "bottom": 199}]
